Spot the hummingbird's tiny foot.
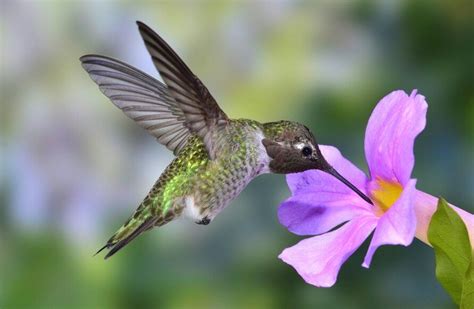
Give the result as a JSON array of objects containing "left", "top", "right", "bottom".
[{"left": 196, "top": 217, "right": 210, "bottom": 225}]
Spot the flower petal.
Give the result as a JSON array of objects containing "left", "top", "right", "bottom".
[
  {"left": 414, "top": 190, "right": 474, "bottom": 246},
  {"left": 364, "top": 90, "right": 427, "bottom": 186},
  {"left": 279, "top": 215, "right": 378, "bottom": 287},
  {"left": 287, "top": 145, "right": 369, "bottom": 200},
  {"left": 279, "top": 192, "right": 372, "bottom": 236},
  {"left": 363, "top": 179, "right": 417, "bottom": 268}
]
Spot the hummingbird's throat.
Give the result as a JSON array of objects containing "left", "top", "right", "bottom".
[{"left": 370, "top": 178, "right": 403, "bottom": 216}]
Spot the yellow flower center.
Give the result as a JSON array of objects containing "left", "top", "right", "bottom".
[{"left": 370, "top": 179, "right": 403, "bottom": 216}]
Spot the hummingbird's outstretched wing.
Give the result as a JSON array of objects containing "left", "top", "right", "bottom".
[
  {"left": 80, "top": 55, "right": 191, "bottom": 155},
  {"left": 137, "top": 21, "right": 229, "bottom": 159}
]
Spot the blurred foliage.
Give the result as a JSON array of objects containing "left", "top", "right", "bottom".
[{"left": 1, "top": 0, "right": 472, "bottom": 308}]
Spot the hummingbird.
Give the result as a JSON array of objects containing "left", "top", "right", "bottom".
[{"left": 81, "top": 21, "right": 372, "bottom": 259}]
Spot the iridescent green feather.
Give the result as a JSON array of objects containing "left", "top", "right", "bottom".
[{"left": 101, "top": 135, "right": 209, "bottom": 257}]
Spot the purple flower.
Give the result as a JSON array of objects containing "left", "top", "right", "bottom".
[{"left": 278, "top": 90, "right": 474, "bottom": 287}]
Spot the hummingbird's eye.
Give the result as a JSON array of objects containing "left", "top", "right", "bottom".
[{"left": 302, "top": 146, "right": 312, "bottom": 157}]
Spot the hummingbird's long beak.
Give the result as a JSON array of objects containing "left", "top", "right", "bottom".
[{"left": 324, "top": 166, "right": 373, "bottom": 205}]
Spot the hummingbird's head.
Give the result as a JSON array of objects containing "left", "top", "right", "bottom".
[
  {"left": 261, "top": 121, "right": 327, "bottom": 174},
  {"left": 262, "top": 121, "right": 373, "bottom": 205}
]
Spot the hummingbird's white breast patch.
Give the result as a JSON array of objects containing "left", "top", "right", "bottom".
[
  {"left": 255, "top": 130, "right": 271, "bottom": 175},
  {"left": 183, "top": 196, "right": 201, "bottom": 221}
]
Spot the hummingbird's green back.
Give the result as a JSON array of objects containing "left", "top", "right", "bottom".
[
  {"left": 104, "top": 119, "right": 268, "bottom": 256},
  {"left": 108, "top": 135, "right": 209, "bottom": 243}
]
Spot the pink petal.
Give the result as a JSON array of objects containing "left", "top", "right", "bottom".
[
  {"left": 279, "top": 215, "right": 378, "bottom": 287},
  {"left": 287, "top": 145, "right": 369, "bottom": 201},
  {"left": 363, "top": 179, "right": 417, "bottom": 268},
  {"left": 364, "top": 90, "right": 427, "bottom": 186},
  {"left": 414, "top": 190, "right": 474, "bottom": 246},
  {"left": 279, "top": 192, "right": 372, "bottom": 236}
]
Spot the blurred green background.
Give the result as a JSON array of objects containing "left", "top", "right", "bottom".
[{"left": 1, "top": 1, "right": 473, "bottom": 308}]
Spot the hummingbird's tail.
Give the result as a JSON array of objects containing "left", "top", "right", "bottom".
[
  {"left": 96, "top": 180, "right": 183, "bottom": 259},
  {"left": 96, "top": 193, "right": 163, "bottom": 259},
  {"left": 95, "top": 214, "right": 157, "bottom": 259}
]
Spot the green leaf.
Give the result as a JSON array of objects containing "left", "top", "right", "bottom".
[
  {"left": 461, "top": 259, "right": 474, "bottom": 309},
  {"left": 428, "top": 198, "right": 473, "bottom": 305}
]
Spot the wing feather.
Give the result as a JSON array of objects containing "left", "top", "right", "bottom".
[
  {"left": 80, "top": 55, "right": 191, "bottom": 155},
  {"left": 81, "top": 21, "right": 230, "bottom": 159},
  {"left": 137, "top": 21, "right": 229, "bottom": 159}
]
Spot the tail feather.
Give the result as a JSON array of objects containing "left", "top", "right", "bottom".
[
  {"left": 96, "top": 216, "right": 156, "bottom": 259},
  {"left": 94, "top": 244, "right": 109, "bottom": 256},
  {"left": 104, "top": 217, "right": 156, "bottom": 259},
  {"left": 95, "top": 177, "right": 182, "bottom": 258}
]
